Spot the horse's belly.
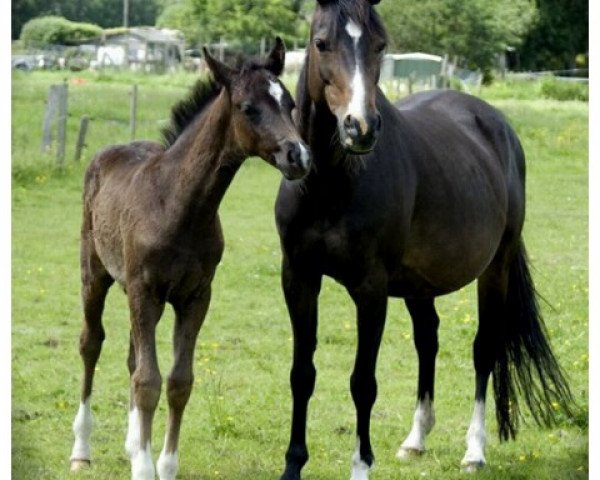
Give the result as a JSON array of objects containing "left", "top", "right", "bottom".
[{"left": 396, "top": 232, "right": 502, "bottom": 296}]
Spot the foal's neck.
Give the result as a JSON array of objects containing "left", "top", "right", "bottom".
[{"left": 165, "top": 90, "right": 244, "bottom": 225}]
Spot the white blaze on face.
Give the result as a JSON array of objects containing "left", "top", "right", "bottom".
[
  {"left": 345, "top": 20, "right": 367, "bottom": 128},
  {"left": 269, "top": 80, "right": 284, "bottom": 107}
]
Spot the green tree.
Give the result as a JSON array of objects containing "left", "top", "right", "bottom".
[
  {"left": 519, "top": 0, "right": 588, "bottom": 70},
  {"left": 157, "top": 0, "right": 306, "bottom": 48},
  {"left": 378, "top": 0, "right": 536, "bottom": 74},
  {"left": 12, "top": 0, "right": 160, "bottom": 39}
]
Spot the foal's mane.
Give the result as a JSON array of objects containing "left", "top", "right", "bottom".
[
  {"left": 161, "top": 57, "right": 273, "bottom": 148},
  {"left": 162, "top": 78, "right": 221, "bottom": 148}
]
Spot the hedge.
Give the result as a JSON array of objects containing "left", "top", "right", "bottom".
[{"left": 20, "top": 16, "right": 102, "bottom": 47}]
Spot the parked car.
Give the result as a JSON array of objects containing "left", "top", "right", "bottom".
[{"left": 11, "top": 56, "right": 36, "bottom": 71}]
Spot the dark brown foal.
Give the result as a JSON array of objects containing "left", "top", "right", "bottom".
[{"left": 69, "top": 39, "right": 310, "bottom": 480}]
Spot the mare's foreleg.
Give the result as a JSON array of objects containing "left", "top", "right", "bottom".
[
  {"left": 157, "top": 288, "right": 211, "bottom": 480},
  {"left": 348, "top": 274, "right": 388, "bottom": 480},
  {"left": 70, "top": 251, "right": 113, "bottom": 471},
  {"left": 279, "top": 261, "right": 321, "bottom": 480},
  {"left": 397, "top": 298, "right": 439, "bottom": 458}
]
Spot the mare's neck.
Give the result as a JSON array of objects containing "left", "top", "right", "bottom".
[{"left": 165, "top": 89, "right": 244, "bottom": 224}]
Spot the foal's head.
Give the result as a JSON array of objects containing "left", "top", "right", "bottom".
[
  {"left": 203, "top": 39, "right": 311, "bottom": 180},
  {"left": 308, "top": 0, "right": 387, "bottom": 154}
]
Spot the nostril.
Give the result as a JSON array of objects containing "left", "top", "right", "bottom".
[
  {"left": 375, "top": 114, "right": 382, "bottom": 131},
  {"left": 344, "top": 115, "right": 353, "bottom": 128},
  {"left": 287, "top": 144, "right": 302, "bottom": 165},
  {"left": 287, "top": 148, "right": 296, "bottom": 165}
]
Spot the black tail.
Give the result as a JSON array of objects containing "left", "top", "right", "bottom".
[{"left": 493, "top": 241, "right": 573, "bottom": 441}]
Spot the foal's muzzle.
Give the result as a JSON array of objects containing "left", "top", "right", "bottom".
[
  {"left": 341, "top": 112, "right": 382, "bottom": 154},
  {"left": 274, "top": 140, "right": 312, "bottom": 180}
]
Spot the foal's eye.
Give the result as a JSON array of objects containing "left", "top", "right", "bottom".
[
  {"left": 314, "top": 38, "right": 329, "bottom": 52},
  {"left": 240, "top": 102, "right": 260, "bottom": 120}
]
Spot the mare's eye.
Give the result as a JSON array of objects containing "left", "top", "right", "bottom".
[
  {"left": 375, "top": 43, "right": 387, "bottom": 54},
  {"left": 314, "top": 38, "right": 329, "bottom": 52},
  {"left": 240, "top": 102, "right": 260, "bottom": 120}
]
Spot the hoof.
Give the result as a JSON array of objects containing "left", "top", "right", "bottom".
[
  {"left": 396, "top": 447, "right": 425, "bottom": 460},
  {"left": 461, "top": 461, "right": 485, "bottom": 473},
  {"left": 70, "top": 459, "right": 91, "bottom": 472}
]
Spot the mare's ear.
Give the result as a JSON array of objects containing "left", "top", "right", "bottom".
[
  {"left": 265, "top": 37, "right": 286, "bottom": 77},
  {"left": 203, "top": 47, "right": 235, "bottom": 89}
]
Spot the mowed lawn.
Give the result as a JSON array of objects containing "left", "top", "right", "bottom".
[{"left": 12, "top": 72, "right": 588, "bottom": 479}]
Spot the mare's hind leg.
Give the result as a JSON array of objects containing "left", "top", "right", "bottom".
[
  {"left": 70, "top": 252, "right": 113, "bottom": 471},
  {"left": 397, "top": 298, "right": 439, "bottom": 459},
  {"left": 461, "top": 260, "right": 508, "bottom": 471},
  {"left": 157, "top": 288, "right": 211, "bottom": 480}
]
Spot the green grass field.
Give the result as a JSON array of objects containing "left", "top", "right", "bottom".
[{"left": 12, "top": 71, "right": 588, "bottom": 479}]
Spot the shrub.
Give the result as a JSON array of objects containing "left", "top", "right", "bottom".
[
  {"left": 540, "top": 76, "right": 589, "bottom": 102},
  {"left": 20, "top": 16, "right": 102, "bottom": 47}
]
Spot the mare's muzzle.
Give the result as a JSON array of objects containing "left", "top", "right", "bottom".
[{"left": 341, "top": 112, "right": 382, "bottom": 154}]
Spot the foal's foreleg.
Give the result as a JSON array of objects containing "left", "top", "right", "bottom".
[
  {"left": 348, "top": 276, "right": 388, "bottom": 480},
  {"left": 70, "top": 267, "right": 113, "bottom": 471},
  {"left": 280, "top": 263, "right": 321, "bottom": 480},
  {"left": 157, "top": 288, "right": 211, "bottom": 480},
  {"left": 128, "top": 284, "right": 165, "bottom": 480},
  {"left": 397, "top": 298, "right": 439, "bottom": 459},
  {"left": 125, "top": 330, "right": 140, "bottom": 458}
]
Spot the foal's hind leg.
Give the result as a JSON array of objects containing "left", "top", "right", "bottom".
[
  {"left": 157, "top": 288, "right": 211, "bottom": 480},
  {"left": 70, "top": 254, "right": 113, "bottom": 471},
  {"left": 461, "top": 261, "right": 508, "bottom": 471},
  {"left": 397, "top": 298, "right": 439, "bottom": 459}
]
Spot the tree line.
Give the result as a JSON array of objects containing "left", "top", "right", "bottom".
[{"left": 12, "top": 0, "right": 588, "bottom": 72}]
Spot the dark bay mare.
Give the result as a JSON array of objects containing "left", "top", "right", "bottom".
[
  {"left": 69, "top": 39, "right": 310, "bottom": 480},
  {"left": 275, "top": 1, "right": 572, "bottom": 478}
]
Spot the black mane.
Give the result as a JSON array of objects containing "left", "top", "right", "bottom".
[
  {"left": 161, "top": 57, "right": 271, "bottom": 148},
  {"left": 161, "top": 77, "right": 221, "bottom": 148}
]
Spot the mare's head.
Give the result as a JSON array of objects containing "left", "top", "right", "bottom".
[
  {"left": 308, "top": 0, "right": 387, "bottom": 154},
  {"left": 203, "top": 39, "right": 311, "bottom": 180}
]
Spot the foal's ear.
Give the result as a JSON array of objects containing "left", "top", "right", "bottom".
[
  {"left": 203, "top": 47, "right": 235, "bottom": 89},
  {"left": 265, "top": 37, "right": 286, "bottom": 77}
]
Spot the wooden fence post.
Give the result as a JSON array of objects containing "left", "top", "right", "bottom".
[
  {"left": 74, "top": 115, "right": 90, "bottom": 162},
  {"left": 41, "top": 85, "right": 61, "bottom": 152},
  {"left": 408, "top": 72, "right": 416, "bottom": 95},
  {"left": 130, "top": 84, "right": 138, "bottom": 141},
  {"left": 56, "top": 81, "right": 68, "bottom": 169}
]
